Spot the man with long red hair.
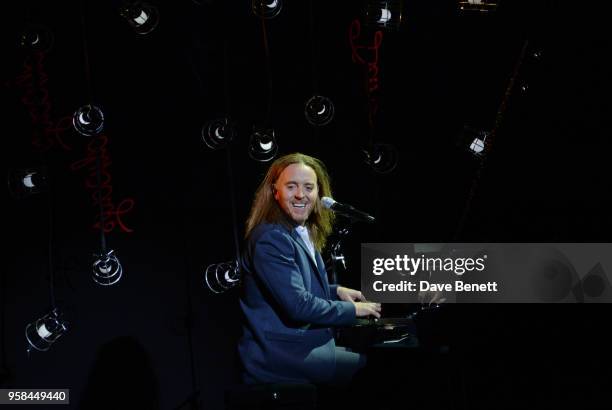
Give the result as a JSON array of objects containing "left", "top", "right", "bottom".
[{"left": 239, "top": 153, "right": 381, "bottom": 385}]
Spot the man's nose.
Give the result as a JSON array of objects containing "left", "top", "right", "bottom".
[{"left": 294, "top": 187, "right": 304, "bottom": 198}]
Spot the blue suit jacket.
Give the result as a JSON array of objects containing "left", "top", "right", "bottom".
[{"left": 238, "top": 223, "right": 356, "bottom": 384}]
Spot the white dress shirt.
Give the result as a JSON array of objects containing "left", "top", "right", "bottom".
[{"left": 295, "top": 225, "right": 316, "bottom": 261}]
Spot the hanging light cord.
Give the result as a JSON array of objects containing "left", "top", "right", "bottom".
[
  {"left": 221, "top": 33, "right": 241, "bottom": 262},
  {"left": 80, "top": 0, "right": 108, "bottom": 253},
  {"left": 79, "top": 0, "right": 95, "bottom": 103},
  {"left": 260, "top": 17, "right": 274, "bottom": 126},
  {"left": 226, "top": 148, "right": 241, "bottom": 262},
  {"left": 453, "top": 39, "right": 530, "bottom": 240},
  {"left": 308, "top": 0, "right": 322, "bottom": 152},
  {"left": 47, "top": 174, "right": 57, "bottom": 310},
  {"left": 94, "top": 149, "right": 108, "bottom": 253},
  {"left": 308, "top": 0, "right": 319, "bottom": 94}
]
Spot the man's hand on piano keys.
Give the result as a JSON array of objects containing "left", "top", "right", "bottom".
[
  {"left": 335, "top": 286, "right": 381, "bottom": 318},
  {"left": 354, "top": 302, "right": 382, "bottom": 319},
  {"left": 336, "top": 286, "right": 367, "bottom": 303}
]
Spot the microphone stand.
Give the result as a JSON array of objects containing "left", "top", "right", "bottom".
[{"left": 326, "top": 219, "right": 353, "bottom": 286}]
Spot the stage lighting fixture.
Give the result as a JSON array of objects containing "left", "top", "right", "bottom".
[
  {"left": 18, "top": 24, "right": 54, "bottom": 53},
  {"left": 92, "top": 250, "right": 123, "bottom": 286},
  {"left": 252, "top": 0, "right": 283, "bottom": 19},
  {"left": 8, "top": 167, "right": 48, "bottom": 199},
  {"left": 25, "top": 308, "right": 68, "bottom": 353},
  {"left": 362, "top": 143, "right": 398, "bottom": 174},
  {"left": 201, "top": 118, "right": 237, "bottom": 150},
  {"left": 458, "top": 126, "right": 489, "bottom": 158},
  {"left": 304, "top": 95, "right": 335, "bottom": 126},
  {"left": 204, "top": 260, "right": 241, "bottom": 294},
  {"left": 458, "top": 0, "right": 498, "bottom": 14},
  {"left": 469, "top": 132, "right": 487, "bottom": 156},
  {"left": 364, "top": 0, "right": 403, "bottom": 31},
  {"left": 72, "top": 104, "right": 105, "bottom": 137},
  {"left": 119, "top": 1, "right": 160, "bottom": 35},
  {"left": 249, "top": 127, "right": 278, "bottom": 162}
]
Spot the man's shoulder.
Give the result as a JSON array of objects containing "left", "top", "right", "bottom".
[{"left": 250, "top": 223, "right": 292, "bottom": 243}]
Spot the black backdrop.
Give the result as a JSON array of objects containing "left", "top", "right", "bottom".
[{"left": 2, "top": 1, "right": 611, "bottom": 409}]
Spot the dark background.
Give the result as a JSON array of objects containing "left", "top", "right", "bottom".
[{"left": 2, "top": 0, "right": 611, "bottom": 409}]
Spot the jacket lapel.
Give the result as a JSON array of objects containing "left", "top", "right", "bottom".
[
  {"left": 315, "top": 251, "right": 331, "bottom": 298},
  {"left": 292, "top": 230, "right": 317, "bottom": 267},
  {"left": 291, "top": 229, "right": 329, "bottom": 297}
]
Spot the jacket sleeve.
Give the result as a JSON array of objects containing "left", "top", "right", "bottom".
[
  {"left": 252, "top": 229, "right": 356, "bottom": 327},
  {"left": 329, "top": 284, "right": 340, "bottom": 301}
]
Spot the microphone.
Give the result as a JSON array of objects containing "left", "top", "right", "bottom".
[{"left": 321, "top": 197, "right": 376, "bottom": 223}]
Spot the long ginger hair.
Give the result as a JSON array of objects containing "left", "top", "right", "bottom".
[{"left": 245, "top": 153, "right": 335, "bottom": 252}]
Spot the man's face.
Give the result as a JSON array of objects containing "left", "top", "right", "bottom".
[{"left": 274, "top": 163, "right": 318, "bottom": 226}]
